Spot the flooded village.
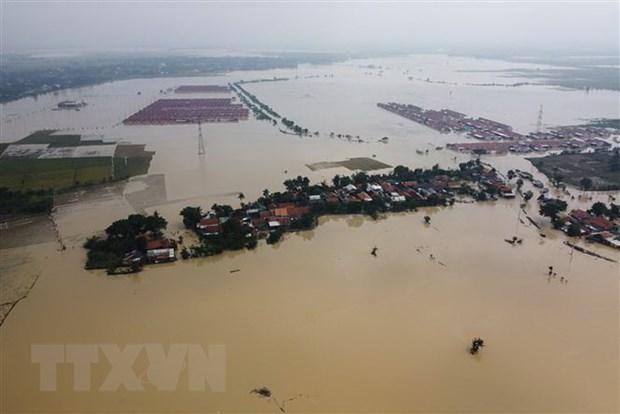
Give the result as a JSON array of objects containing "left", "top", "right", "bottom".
[
  {"left": 378, "top": 102, "right": 614, "bottom": 154},
  {"left": 1, "top": 52, "right": 619, "bottom": 413}
]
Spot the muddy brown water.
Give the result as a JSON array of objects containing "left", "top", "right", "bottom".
[{"left": 1, "top": 54, "right": 619, "bottom": 412}]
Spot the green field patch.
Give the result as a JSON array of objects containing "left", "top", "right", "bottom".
[{"left": 528, "top": 151, "right": 620, "bottom": 191}]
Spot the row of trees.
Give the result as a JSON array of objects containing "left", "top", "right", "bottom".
[
  {"left": 281, "top": 118, "right": 309, "bottom": 135},
  {"left": 232, "top": 82, "right": 281, "bottom": 119},
  {"left": 0, "top": 187, "right": 53, "bottom": 215}
]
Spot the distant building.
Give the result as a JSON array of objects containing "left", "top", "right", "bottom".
[{"left": 57, "top": 100, "right": 86, "bottom": 109}]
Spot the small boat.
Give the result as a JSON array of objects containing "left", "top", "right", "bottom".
[{"left": 416, "top": 149, "right": 424, "bottom": 155}]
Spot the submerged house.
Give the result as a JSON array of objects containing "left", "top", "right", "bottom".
[
  {"left": 197, "top": 217, "right": 222, "bottom": 236},
  {"left": 588, "top": 232, "right": 620, "bottom": 249},
  {"left": 562, "top": 209, "right": 618, "bottom": 244},
  {"left": 145, "top": 239, "right": 177, "bottom": 263}
]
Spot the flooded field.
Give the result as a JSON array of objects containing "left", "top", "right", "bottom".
[{"left": 1, "top": 54, "right": 619, "bottom": 412}]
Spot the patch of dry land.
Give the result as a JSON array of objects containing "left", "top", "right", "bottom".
[{"left": 306, "top": 157, "right": 392, "bottom": 171}]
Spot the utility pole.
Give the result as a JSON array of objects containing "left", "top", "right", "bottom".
[
  {"left": 536, "top": 104, "right": 544, "bottom": 133},
  {"left": 197, "top": 122, "right": 206, "bottom": 156}
]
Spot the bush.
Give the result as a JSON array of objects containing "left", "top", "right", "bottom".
[
  {"left": 266, "top": 230, "right": 283, "bottom": 244},
  {"left": 85, "top": 250, "right": 121, "bottom": 270}
]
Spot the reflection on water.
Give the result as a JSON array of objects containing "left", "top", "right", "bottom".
[{"left": 0, "top": 54, "right": 619, "bottom": 412}]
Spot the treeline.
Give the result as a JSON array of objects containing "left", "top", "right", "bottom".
[
  {"left": 230, "top": 82, "right": 281, "bottom": 122},
  {"left": 230, "top": 81, "right": 312, "bottom": 135},
  {"left": 0, "top": 187, "right": 53, "bottom": 215},
  {"left": 281, "top": 118, "right": 309, "bottom": 135},
  {"left": 2, "top": 53, "right": 344, "bottom": 103},
  {"left": 238, "top": 77, "right": 289, "bottom": 85},
  {"left": 588, "top": 201, "right": 620, "bottom": 221}
]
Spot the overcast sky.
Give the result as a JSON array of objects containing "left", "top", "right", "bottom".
[{"left": 2, "top": 1, "right": 619, "bottom": 54}]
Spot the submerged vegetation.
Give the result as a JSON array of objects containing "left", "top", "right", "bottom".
[
  {"left": 469, "top": 338, "right": 485, "bottom": 355},
  {"left": 83, "top": 212, "right": 168, "bottom": 272},
  {"left": 0, "top": 187, "right": 53, "bottom": 215},
  {"left": 528, "top": 150, "right": 620, "bottom": 191},
  {"left": 230, "top": 80, "right": 311, "bottom": 135},
  {"left": 230, "top": 81, "right": 282, "bottom": 121}
]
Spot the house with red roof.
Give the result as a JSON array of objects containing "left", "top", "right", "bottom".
[
  {"left": 145, "top": 238, "right": 176, "bottom": 263},
  {"left": 197, "top": 217, "right": 222, "bottom": 236}
]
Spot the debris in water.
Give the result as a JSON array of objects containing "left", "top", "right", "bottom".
[
  {"left": 505, "top": 236, "right": 523, "bottom": 245},
  {"left": 469, "top": 337, "right": 485, "bottom": 355},
  {"left": 250, "top": 386, "right": 272, "bottom": 398},
  {"left": 230, "top": 269, "right": 241, "bottom": 273},
  {"left": 564, "top": 241, "right": 617, "bottom": 263}
]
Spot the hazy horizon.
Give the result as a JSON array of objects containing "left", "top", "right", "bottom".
[{"left": 2, "top": 1, "right": 618, "bottom": 55}]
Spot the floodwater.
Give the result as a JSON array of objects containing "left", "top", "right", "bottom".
[{"left": 1, "top": 54, "right": 619, "bottom": 413}]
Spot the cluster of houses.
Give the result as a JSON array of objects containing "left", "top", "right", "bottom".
[
  {"left": 447, "top": 137, "right": 610, "bottom": 155},
  {"left": 378, "top": 102, "right": 522, "bottom": 140},
  {"left": 560, "top": 209, "right": 620, "bottom": 248},
  {"left": 378, "top": 102, "right": 613, "bottom": 155},
  {"left": 188, "top": 165, "right": 515, "bottom": 244},
  {"left": 196, "top": 203, "right": 313, "bottom": 236}
]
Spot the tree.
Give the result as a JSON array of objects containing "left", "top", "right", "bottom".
[
  {"left": 267, "top": 229, "right": 283, "bottom": 244},
  {"left": 539, "top": 198, "right": 568, "bottom": 222},
  {"left": 352, "top": 172, "right": 369, "bottom": 185},
  {"left": 180, "top": 206, "right": 202, "bottom": 229},
  {"left": 332, "top": 174, "right": 341, "bottom": 188},
  {"left": 238, "top": 192, "right": 245, "bottom": 201},
  {"left": 566, "top": 222, "right": 582, "bottom": 237},
  {"left": 393, "top": 165, "right": 411, "bottom": 180},
  {"left": 424, "top": 215, "right": 431, "bottom": 224},
  {"left": 589, "top": 201, "right": 608, "bottom": 217},
  {"left": 145, "top": 211, "right": 167, "bottom": 236},
  {"left": 284, "top": 175, "right": 311, "bottom": 191},
  {"left": 580, "top": 177, "right": 593, "bottom": 191}
]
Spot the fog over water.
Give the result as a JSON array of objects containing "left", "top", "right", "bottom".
[{"left": 2, "top": 1, "right": 619, "bottom": 53}]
